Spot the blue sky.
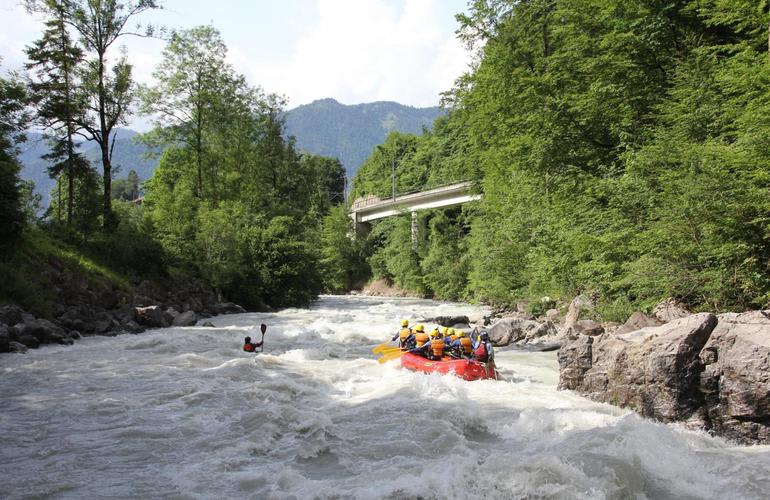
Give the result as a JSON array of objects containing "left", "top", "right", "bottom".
[{"left": 0, "top": 0, "right": 472, "bottom": 129}]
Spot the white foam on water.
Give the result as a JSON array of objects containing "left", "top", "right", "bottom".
[{"left": 1, "top": 295, "right": 769, "bottom": 499}]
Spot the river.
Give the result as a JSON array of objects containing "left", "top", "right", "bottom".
[{"left": 1, "top": 295, "right": 769, "bottom": 499}]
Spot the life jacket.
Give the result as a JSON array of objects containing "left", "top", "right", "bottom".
[
  {"left": 449, "top": 334, "right": 458, "bottom": 342},
  {"left": 460, "top": 337, "right": 473, "bottom": 355},
  {"left": 399, "top": 328, "right": 412, "bottom": 343},
  {"left": 431, "top": 339, "right": 445, "bottom": 358},
  {"left": 415, "top": 331, "right": 430, "bottom": 347},
  {"left": 474, "top": 342, "right": 488, "bottom": 362},
  {"left": 243, "top": 343, "right": 254, "bottom": 352}
]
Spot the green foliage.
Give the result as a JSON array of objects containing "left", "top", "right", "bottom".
[
  {"left": 0, "top": 65, "right": 29, "bottom": 252},
  {"left": 319, "top": 205, "right": 369, "bottom": 293},
  {"left": 347, "top": 0, "right": 770, "bottom": 316}
]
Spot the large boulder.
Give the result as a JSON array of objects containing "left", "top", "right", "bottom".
[
  {"left": 432, "top": 315, "right": 470, "bottom": 327},
  {"left": 557, "top": 335, "right": 593, "bottom": 390},
  {"left": 564, "top": 295, "right": 594, "bottom": 329},
  {"left": 16, "top": 318, "right": 67, "bottom": 344},
  {"left": 653, "top": 298, "right": 691, "bottom": 323},
  {"left": 558, "top": 313, "right": 718, "bottom": 422},
  {"left": 172, "top": 310, "right": 198, "bottom": 327},
  {"left": 0, "top": 325, "right": 10, "bottom": 353},
  {"left": 570, "top": 319, "right": 605, "bottom": 337},
  {"left": 134, "top": 305, "right": 168, "bottom": 328},
  {"left": 0, "top": 304, "right": 24, "bottom": 327},
  {"left": 699, "top": 311, "right": 770, "bottom": 444},
  {"left": 212, "top": 302, "right": 246, "bottom": 315},
  {"left": 615, "top": 311, "right": 663, "bottom": 335},
  {"left": 487, "top": 316, "right": 556, "bottom": 346}
]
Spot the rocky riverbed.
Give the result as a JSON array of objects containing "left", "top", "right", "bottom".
[{"left": 0, "top": 274, "right": 250, "bottom": 354}]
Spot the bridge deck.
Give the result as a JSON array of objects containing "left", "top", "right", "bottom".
[{"left": 350, "top": 181, "right": 481, "bottom": 223}]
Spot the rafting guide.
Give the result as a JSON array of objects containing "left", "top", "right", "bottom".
[{"left": 243, "top": 323, "right": 267, "bottom": 352}]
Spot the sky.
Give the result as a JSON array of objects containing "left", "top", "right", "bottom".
[{"left": 0, "top": 0, "right": 473, "bottom": 130}]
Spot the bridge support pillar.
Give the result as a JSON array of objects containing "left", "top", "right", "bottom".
[
  {"left": 411, "top": 211, "right": 418, "bottom": 248},
  {"left": 349, "top": 212, "right": 370, "bottom": 240}
]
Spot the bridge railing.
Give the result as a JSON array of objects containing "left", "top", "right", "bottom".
[{"left": 350, "top": 179, "right": 476, "bottom": 211}]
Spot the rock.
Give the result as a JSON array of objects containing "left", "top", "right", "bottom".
[
  {"left": 0, "top": 325, "right": 10, "bottom": 353},
  {"left": 487, "top": 317, "right": 556, "bottom": 346},
  {"left": 122, "top": 321, "right": 144, "bottom": 334},
  {"left": 432, "top": 315, "right": 470, "bottom": 327},
  {"left": 699, "top": 311, "right": 770, "bottom": 444},
  {"left": 9, "top": 341, "right": 28, "bottom": 353},
  {"left": 132, "top": 294, "right": 155, "bottom": 307},
  {"left": 17, "top": 318, "right": 66, "bottom": 343},
  {"left": 212, "top": 302, "right": 246, "bottom": 315},
  {"left": 653, "top": 298, "right": 691, "bottom": 323},
  {"left": 564, "top": 295, "right": 594, "bottom": 329},
  {"left": 88, "top": 320, "right": 112, "bottom": 334},
  {"left": 200, "top": 321, "right": 215, "bottom": 327},
  {"left": 545, "top": 308, "right": 561, "bottom": 323},
  {"left": 515, "top": 300, "right": 530, "bottom": 313},
  {"left": 558, "top": 312, "right": 718, "bottom": 422},
  {"left": 17, "top": 334, "right": 40, "bottom": 349},
  {"left": 570, "top": 319, "right": 605, "bottom": 337},
  {"left": 0, "top": 304, "right": 24, "bottom": 327},
  {"left": 172, "top": 311, "right": 197, "bottom": 327},
  {"left": 165, "top": 307, "right": 180, "bottom": 319},
  {"left": 134, "top": 305, "right": 168, "bottom": 327},
  {"left": 557, "top": 336, "right": 593, "bottom": 390},
  {"left": 616, "top": 311, "right": 664, "bottom": 335}
]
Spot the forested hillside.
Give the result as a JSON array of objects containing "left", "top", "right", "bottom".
[
  {"left": 345, "top": 0, "right": 770, "bottom": 319},
  {"left": 17, "top": 99, "right": 442, "bottom": 207},
  {"left": 284, "top": 98, "right": 442, "bottom": 177},
  {"left": 18, "top": 129, "right": 157, "bottom": 205}
]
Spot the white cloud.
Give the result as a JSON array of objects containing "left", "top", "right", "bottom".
[{"left": 249, "top": 0, "right": 471, "bottom": 108}]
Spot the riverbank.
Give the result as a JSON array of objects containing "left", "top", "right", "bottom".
[{"left": 0, "top": 231, "right": 250, "bottom": 354}]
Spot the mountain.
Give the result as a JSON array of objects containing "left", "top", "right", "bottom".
[
  {"left": 17, "top": 99, "right": 443, "bottom": 205},
  {"left": 284, "top": 98, "right": 443, "bottom": 177},
  {"left": 17, "top": 129, "right": 159, "bottom": 206}
]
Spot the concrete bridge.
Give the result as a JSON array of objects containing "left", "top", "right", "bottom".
[{"left": 349, "top": 181, "right": 482, "bottom": 238}]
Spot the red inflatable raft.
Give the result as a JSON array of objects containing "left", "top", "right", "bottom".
[{"left": 400, "top": 352, "right": 497, "bottom": 381}]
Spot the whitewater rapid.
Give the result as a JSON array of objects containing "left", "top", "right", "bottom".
[{"left": 1, "top": 295, "right": 769, "bottom": 499}]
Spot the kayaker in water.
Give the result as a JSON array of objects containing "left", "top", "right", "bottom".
[
  {"left": 243, "top": 336, "right": 263, "bottom": 352},
  {"left": 392, "top": 319, "right": 415, "bottom": 349}
]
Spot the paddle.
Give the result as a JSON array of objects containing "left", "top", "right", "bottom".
[
  {"left": 378, "top": 349, "right": 406, "bottom": 364},
  {"left": 260, "top": 323, "right": 267, "bottom": 353},
  {"left": 372, "top": 342, "right": 392, "bottom": 354}
]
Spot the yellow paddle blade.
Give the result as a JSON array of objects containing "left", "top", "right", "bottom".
[
  {"left": 372, "top": 342, "right": 392, "bottom": 354},
  {"left": 378, "top": 349, "right": 405, "bottom": 364}
]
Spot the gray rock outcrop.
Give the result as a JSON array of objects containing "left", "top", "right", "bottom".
[
  {"left": 559, "top": 313, "right": 717, "bottom": 421},
  {"left": 487, "top": 316, "right": 557, "bottom": 346},
  {"left": 699, "top": 311, "right": 770, "bottom": 444},
  {"left": 558, "top": 309, "right": 770, "bottom": 444},
  {"left": 172, "top": 310, "right": 198, "bottom": 327}
]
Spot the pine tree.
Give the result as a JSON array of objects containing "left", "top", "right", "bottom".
[{"left": 25, "top": 0, "right": 86, "bottom": 227}]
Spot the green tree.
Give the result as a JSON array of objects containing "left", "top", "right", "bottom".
[
  {"left": 25, "top": 0, "right": 87, "bottom": 227},
  {"left": 0, "top": 65, "right": 30, "bottom": 251},
  {"left": 64, "top": 0, "right": 160, "bottom": 228}
]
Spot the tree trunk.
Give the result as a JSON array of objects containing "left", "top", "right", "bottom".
[{"left": 97, "top": 52, "right": 113, "bottom": 228}]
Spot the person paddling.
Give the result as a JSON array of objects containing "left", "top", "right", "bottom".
[
  {"left": 243, "top": 324, "right": 268, "bottom": 353},
  {"left": 243, "top": 336, "right": 263, "bottom": 352}
]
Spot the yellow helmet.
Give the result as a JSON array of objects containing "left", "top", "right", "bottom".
[
  {"left": 430, "top": 328, "right": 439, "bottom": 338},
  {"left": 456, "top": 330, "right": 465, "bottom": 338},
  {"left": 415, "top": 324, "right": 424, "bottom": 333},
  {"left": 440, "top": 326, "right": 448, "bottom": 334},
  {"left": 448, "top": 328, "right": 455, "bottom": 335},
  {"left": 401, "top": 319, "right": 409, "bottom": 327}
]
